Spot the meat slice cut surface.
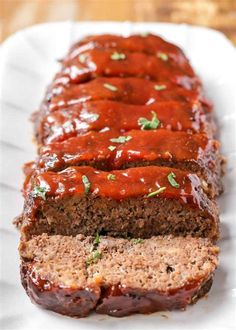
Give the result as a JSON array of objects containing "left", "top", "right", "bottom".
[{"left": 20, "top": 234, "right": 219, "bottom": 317}]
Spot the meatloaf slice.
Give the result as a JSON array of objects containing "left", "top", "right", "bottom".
[
  {"left": 34, "top": 100, "right": 214, "bottom": 145},
  {"left": 65, "top": 34, "right": 192, "bottom": 73},
  {"left": 37, "top": 129, "right": 223, "bottom": 197},
  {"left": 19, "top": 234, "right": 219, "bottom": 318},
  {"left": 54, "top": 48, "right": 199, "bottom": 87},
  {"left": 43, "top": 77, "right": 211, "bottom": 113},
  {"left": 20, "top": 166, "right": 219, "bottom": 241}
]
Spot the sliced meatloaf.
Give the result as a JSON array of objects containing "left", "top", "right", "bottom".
[
  {"left": 20, "top": 166, "right": 219, "bottom": 241},
  {"left": 54, "top": 47, "right": 199, "bottom": 87},
  {"left": 19, "top": 234, "right": 219, "bottom": 317},
  {"left": 42, "top": 77, "right": 211, "bottom": 114},
  {"left": 34, "top": 100, "right": 214, "bottom": 145},
  {"left": 36, "top": 129, "right": 223, "bottom": 197},
  {"left": 65, "top": 34, "right": 193, "bottom": 72}
]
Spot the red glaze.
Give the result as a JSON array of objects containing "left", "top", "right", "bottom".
[
  {"left": 97, "top": 279, "right": 212, "bottom": 317},
  {"left": 36, "top": 100, "right": 211, "bottom": 144},
  {"left": 44, "top": 77, "right": 210, "bottom": 113},
  {"left": 66, "top": 34, "right": 190, "bottom": 70},
  {"left": 37, "top": 129, "right": 218, "bottom": 172},
  {"left": 57, "top": 48, "right": 198, "bottom": 87},
  {"left": 25, "top": 166, "right": 204, "bottom": 208}
]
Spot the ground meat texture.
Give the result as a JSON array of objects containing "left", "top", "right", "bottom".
[
  {"left": 19, "top": 234, "right": 219, "bottom": 318},
  {"left": 20, "top": 166, "right": 219, "bottom": 241},
  {"left": 36, "top": 129, "right": 223, "bottom": 197}
]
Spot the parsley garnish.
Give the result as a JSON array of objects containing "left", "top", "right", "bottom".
[
  {"left": 147, "top": 186, "right": 166, "bottom": 198},
  {"left": 108, "top": 145, "right": 116, "bottom": 151},
  {"left": 82, "top": 175, "right": 91, "bottom": 194},
  {"left": 138, "top": 111, "right": 160, "bottom": 130},
  {"left": 86, "top": 250, "right": 102, "bottom": 267},
  {"left": 167, "top": 172, "right": 180, "bottom": 188},
  {"left": 103, "top": 83, "right": 118, "bottom": 92},
  {"left": 154, "top": 84, "right": 166, "bottom": 91},
  {"left": 31, "top": 185, "right": 47, "bottom": 200},
  {"left": 107, "top": 174, "right": 116, "bottom": 181},
  {"left": 132, "top": 238, "right": 144, "bottom": 244},
  {"left": 110, "top": 52, "right": 126, "bottom": 60},
  {"left": 110, "top": 135, "right": 132, "bottom": 143},
  {"left": 157, "top": 52, "right": 168, "bottom": 61},
  {"left": 93, "top": 232, "right": 101, "bottom": 245},
  {"left": 79, "top": 54, "right": 86, "bottom": 64}
]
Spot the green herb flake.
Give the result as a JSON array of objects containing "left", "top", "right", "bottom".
[
  {"left": 147, "top": 186, "right": 166, "bottom": 198},
  {"left": 138, "top": 111, "right": 160, "bottom": 130},
  {"left": 107, "top": 174, "right": 116, "bottom": 181},
  {"left": 108, "top": 145, "right": 116, "bottom": 151},
  {"left": 132, "top": 238, "right": 144, "bottom": 244},
  {"left": 109, "top": 135, "right": 132, "bottom": 143},
  {"left": 110, "top": 52, "right": 126, "bottom": 60},
  {"left": 93, "top": 233, "right": 101, "bottom": 246},
  {"left": 157, "top": 52, "right": 168, "bottom": 61},
  {"left": 103, "top": 83, "right": 118, "bottom": 92},
  {"left": 82, "top": 175, "right": 91, "bottom": 194},
  {"left": 154, "top": 84, "right": 166, "bottom": 91},
  {"left": 31, "top": 185, "right": 48, "bottom": 200},
  {"left": 86, "top": 250, "right": 102, "bottom": 267},
  {"left": 79, "top": 54, "right": 86, "bottom": 64},
  {"left": 167, "top": 172, "right": 180, "bottom": 188}
]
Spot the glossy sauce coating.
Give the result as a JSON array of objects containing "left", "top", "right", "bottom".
[
  {"left": 44, "top": 77, "right": 210, "bottom": 113},
  {"left": 36, "top": 100, "right": 210, "bottom": 144},
  {"left": 57, "top": 48, "right": 198, "bottom": 87},
  {"left": 67, "top": 34, "right": 189, "bottom": 69},
  {"left": 37, "top": 129, "right": 218, "bottom": 172},
  {"left": 25, "top": 165, "right": 204, "bottom": 208}
]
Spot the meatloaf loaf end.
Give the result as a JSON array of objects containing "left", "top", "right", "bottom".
[
  {"left": 20, "top": 166, "right": 219, "bottom": 241},
  {"left": 36, "top": 129, "right": 223, "bottom": 197},
  {"left": 19, "top": 234, "right": 219, "bottom": 317}
]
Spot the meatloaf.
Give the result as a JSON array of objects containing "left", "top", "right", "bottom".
[
  {"left": 42, "top": 77, "right": 211, "bottom": 114},
  {"left": 34, "top": 100, "right": 215, "bottom": 145},
  {"left": 20, "top": 166, "right": 219, "bottom": 241},
  {"left": 19, "top": 234, "right": 219, "bottom": 317},
  {"left": 36, "top": 129, "right": 223, "bottom": 197}
]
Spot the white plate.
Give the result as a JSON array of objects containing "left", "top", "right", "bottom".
[{"left": 0, "top": 22, "right": 236, "bottom": 330}]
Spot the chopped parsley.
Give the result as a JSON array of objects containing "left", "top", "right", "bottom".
[
  {"left": 147, "top": 186, "right": 166, "bottom": 198},
  {"left": 93, "top": 232, "right": 101, "bottom": 246},
  {"left": 154, "top": 84, "right": 167, "bottom": 91},
  {"left": 82, "top": 175, "right": 91, "bottom": 194},
  {"left": 110, "top": 52, "right": 126, "bottom": 60},
  {"left": 108, "top": 145, "right": 116, "bottom": 151},
  {"left": 157, "top": 52, "right": 168, "bottom": 61},
  {"left": 138, "top": 111, "right": 160, "bottom": 130},
  {"left": 86, "top": 250, "right": 102, "bottom": 267},
  {"left": 132, "top": 238, "right": 144, "bottom": 244},
  {"left": 107, "top": 174, "right": 116, "bottom": 181},
  {"left": 79, "top": 54, "right": 86, "bottom": 64},
  {"left": 109, "top": 135, "right": 132, "bottom": 143},
  {"left": 103, "top": 83, "right": 118, "bottom": 92},
  {"left": 167, "top": 172, "right": 180, "bottom": 188},
  {"left": 31, "top": 185, "right": 48, "bottom": 200}
]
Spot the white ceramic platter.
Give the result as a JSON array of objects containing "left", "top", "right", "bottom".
[{"left": 0, "top": 22, "right": 236, "bottom": 330}]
